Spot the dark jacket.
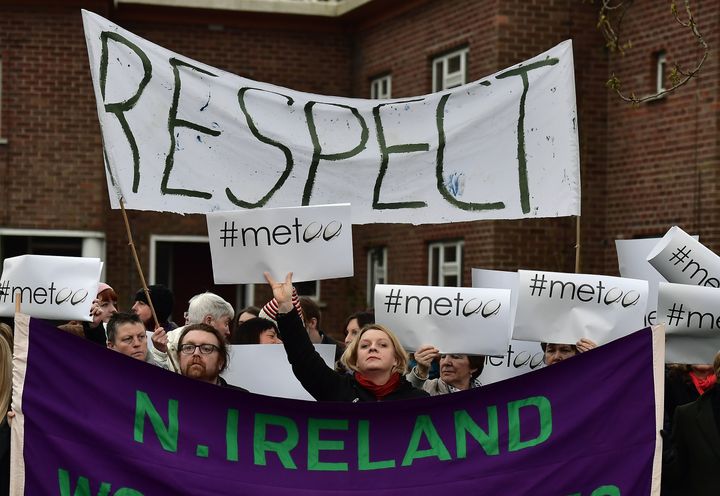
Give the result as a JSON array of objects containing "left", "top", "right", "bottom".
[
  {"left": 664, "top": 385, "right": 720, "bottom": 496},
  {"left": 664, "top": 367, "right": 700, "bottom": 432},
  {"left": 277, "top": 309, "right": 428, "bottom": 402}
]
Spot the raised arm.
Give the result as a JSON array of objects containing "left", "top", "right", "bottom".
[{"left": 264, "top": 272, "right": 346, "bottom": 400}]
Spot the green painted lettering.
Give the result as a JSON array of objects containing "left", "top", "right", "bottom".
[
  {"left": 508, "top": 395, "right": 552, "bottom": 452},
  {"left": 227, "top": 87, "right": 295, "bottom": 208},
  {"left": 162, "top": 58, "right": 220, "bottom": 199},
  {"left": 253, "top": 413, "right": 299, "bottom": 469},
  {"left": 591, "top": 486, "right": 621, "bottom": 496},
  {"left": 307, "top": 418, "right": 348, "bottom": 471},
  {"left": 496, "top": 58, "right": 560, "bottom": 214},
  {"left": 372, "top": 99, "right": 429, "bottom": 210},
  {"left": 226, "top": 408, "right": 239, "bottom": 461},
  {"left": 358, "top": 419, "right": 395, "bottom": 470},
  {"left": 99, "top": 32, "right": 152, "bottom": 193},
  {"left": 57, "top": 468, "right": 112, "bottom": 496},
  {"left": 133, "top": 390, "right": 178, "bottom": 453},
  {"left": 435, "top": 93, "right": 505, "bottom": 212},
  {"left": 454, "top": 407, "right": 499, "bottom": 458},
  {"left": 302, "top": 101, "right": 369, "bottom": 205},
  {"left": 401, "top": 415, "right": 451, "bottom": 466}
]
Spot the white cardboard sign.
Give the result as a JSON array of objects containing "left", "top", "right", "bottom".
[
  {"left": 647, "top": 226, "right": 720, "bottom": 288},
  {"left": 374, "top": 284, "right": 512, "bottom": 355},
  {"left": 206, "top": 204, "right": 353, "bottom": 283},
  {"left": 513, "top": 270, "right": 648, "bottom": 345},
  {"left": 472, "top": 268, "right": 545, "bottom": 383},
  {"left": 83, "top": 10, "right": 580, "bottom": 224},
  {"left": 221, "top": 344, "right": 336, "bottom": 400},
  {"left": 616, "top": 235, "right": 699, "bottom": 328},
  {"left": 0, "top": 255, "right": 103, "bottom": 320},
  {"left": 657, "top": 282, "right": 720, "bottom": 364}
]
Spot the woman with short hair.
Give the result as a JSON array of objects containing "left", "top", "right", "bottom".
[
  {"left": 407, "top": 344, "right": 484, "bottom": 395},
  {"left": 231, "top": 317, "right": 282, "bottom": 345}
]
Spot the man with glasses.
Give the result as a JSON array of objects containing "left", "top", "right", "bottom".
[
  {"left": 151, "top": 292, "right": 234, "bottom": 373},
  {"left": 177, "top": 323, "right": 245, "bottom": 390}
]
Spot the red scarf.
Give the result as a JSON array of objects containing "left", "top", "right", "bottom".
[
  {"left": 690, "top": 371, "right": 717, "bottom": 395},
  {"left": 355, "top": 372, "right": 401, "bottom": 400}
]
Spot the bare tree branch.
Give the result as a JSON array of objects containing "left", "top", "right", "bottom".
[{"left": 596, "top": 0, "right": 709, "bottom": 104}]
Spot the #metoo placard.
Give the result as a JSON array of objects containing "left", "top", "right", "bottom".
[
  {"left": 513, "top": 270, "right": 648, "bottom": 345},
  {"left": 0, "top": 255, "right": 102, "bottom": 320},
  {"left": 472, "top": 268, "right": 545, "bottom": 383},
  {"left": 657, "top": 282, "right": 720, "bottom": 364},
  {"left": 374, "top": 284, "right": 512, "bottom": 355},
  {"left": 647, "top": 226, "right": 720, "bottom": 287},
  {"left": 207, "top": 204, "right": 353, "bottom": 283}
]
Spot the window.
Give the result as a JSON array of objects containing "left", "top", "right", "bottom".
[
  {"left": 0, "top": 229, "right": 106, "bottom": 278},
  {"left": 150, "top": 235, "right": 253, "bottom": 323},
  {"left": 432, "top": 47, "right": 468, "bottom": 92},
  {"left": 294, "top": 280, "right": 320, "bottom": 300},
  {"left": 367, "top": 247, "right": 387, "bottom": 305},
  {"left": 428, "top": 240, "right": 463, "bottom": 287},
  {"left": 655, "top": 51, "right": 667, "bottom": 93},
  {"left": 370, "top": 74, "right": 392, "bottom": 99}
]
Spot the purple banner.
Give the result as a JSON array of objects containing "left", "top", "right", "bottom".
[{"left": 11, "top": 316, "right": 662, "bottom": 495}]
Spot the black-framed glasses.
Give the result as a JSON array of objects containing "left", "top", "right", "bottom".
[{"left": 179, "top": 343, "right": 220, "bottom": 355}]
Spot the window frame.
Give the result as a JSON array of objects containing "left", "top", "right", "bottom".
[
  {"left": 655, "top": 51, "right": 667, "bottom": 94},
  {"left": 366, "top": 246, "right": 387, "bottom": 305},
  {"left": 427, "top": 240, "right": 464, "bottom": 287},
  {"left": 370, "top": 74, "right": 392, "bottom": 99},
  {"left": 432, "top": 47, "right": 469, "bottom": 92}
]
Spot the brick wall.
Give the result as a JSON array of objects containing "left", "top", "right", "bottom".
[{"left": 0, "top": 0, "right": 717, "bottom": 342}]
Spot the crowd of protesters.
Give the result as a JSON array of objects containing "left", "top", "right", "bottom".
[{"left": 0, "top": 272, "right": 718, "bottom": 495}]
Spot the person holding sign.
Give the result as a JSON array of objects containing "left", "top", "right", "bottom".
[
  {"left": 542, "top": 339, "right": 597, "bottom": 366},
  {"left": 265, "top": 272, "right": 428, "bottom": 402},
  {"left": 407, "top": 345, "right": 484, "bottom": 395}
]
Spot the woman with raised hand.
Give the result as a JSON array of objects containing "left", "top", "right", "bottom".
[{"left": 265, "top": 272, "right": 428, "bottom": 402}]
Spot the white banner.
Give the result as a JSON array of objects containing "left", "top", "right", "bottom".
[
  {"left": 471, "top": 268, "right": 545, "bottom": 383},
  {"left": 657, "top": 282, "right": 720, "bottom": 364},
  {"left": 206, "top": 204, "right": 353, "bottom": 283},
  {"left": 647, "top": 226, "right": 720, "bottom": 288},
  {"left": 513, "top": 270, "right": 648, "bottom": 345},
  {"left": 222, "top": 344, "right": 336, "bottom": 400},
  {"left": 82, "top": 10, "right": 580, "bottom": 224},
  {"left": 0, "top": 255, "right": 102, "bottom": 320},
  {"left": 374, "top": 284, "right": 511, "bottom": 355}
]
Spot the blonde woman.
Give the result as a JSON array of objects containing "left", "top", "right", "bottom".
[{"left": 265, "top": 272, "right": 428, "bottom": 402}]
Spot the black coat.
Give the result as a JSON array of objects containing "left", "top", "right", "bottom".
[
  {"left": 665, "top": 385, "right": 720, "bottom": 496},
  {"left": 664, "top": 367, "right": 700, "bottom": 432},
  {"left": 277, "top": 309, "right": 428, "bottom": 402}
]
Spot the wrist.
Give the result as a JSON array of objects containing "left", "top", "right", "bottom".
[{"left": 277, "top": 301, "right": 294, "bottom": 314}]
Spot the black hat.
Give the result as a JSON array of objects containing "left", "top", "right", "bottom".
[{"left": 135, "top": 285, "right": 174, "bottom": 323}]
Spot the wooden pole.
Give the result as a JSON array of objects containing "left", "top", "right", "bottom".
[
  {"left": 575, "top": 215, "right": 581, "bottom": 273},
  {"left": 14, "top": 292, "right": 21, "bottom": 314},
  {"left": 120, "top": 198, "right": 160, "bottom": 329}
]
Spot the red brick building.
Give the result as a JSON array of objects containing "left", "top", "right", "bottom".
[{"left": 0, "top": 0, "right": 718, "bottom": 339}]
